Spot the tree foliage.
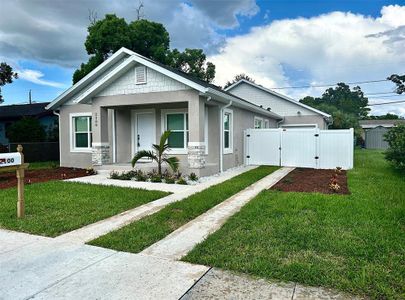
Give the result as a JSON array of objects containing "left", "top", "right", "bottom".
[
  {"left": 0, "top": 62, "right": 18, "bottom": 104},
  {"left": 384, "top": 124, "right": 405, "bottom": 170},
  {"left": 388, "top": 74, "right": 405, "bottom": 94},
  {"left": 6, "top": 117, "right": 45, "bottom": 143},
  {"left": 73, "top": 14, "right": 215, "bottom": 84},
  {"left": 224, "top": 73, "right": 256, "bottom": 89},
  {"left": 365, "top": 113, "right": 404, "bottom": 120}
]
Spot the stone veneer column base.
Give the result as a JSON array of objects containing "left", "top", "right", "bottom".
[
  {"left": 92, "top": 143, "right": 110, "bottom": 166},
  {"left": 187, "top": 142, "right": 206, "bottom": 169}
]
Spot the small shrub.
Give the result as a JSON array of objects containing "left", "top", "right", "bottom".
[
  {"left": 165, "top": 177, "right": 175, "bottom": 184},
  {"left": 329, "top": 174, "right": 340, "bottom": 193},
  {"left": 384, "top": 124, "right": 405, "bottom": 170},
  {"left": 109, "top": 170, "right": 120, "bottom": 179},
  {"left": 177, "top": 177, "right": 188, "bottom": 185},
  {"left": 135, "top": 170, "right": 147, "bottom": 181},
  {"left": 150, "top": 175, "right": 162, "bottom": 183},
  {"left": 189, "top": 172, "right": 198, "bottom": 181},
  {"left": 86, "top": 167, "right": 97, "bottom": 175}
]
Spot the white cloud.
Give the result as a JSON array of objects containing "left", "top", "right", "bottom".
[
  {"left": 210, "top": 5, "right": 405, "bottom": 116},
  {"left": 18, "top": 69, "right": 67, "bottom": 88}
]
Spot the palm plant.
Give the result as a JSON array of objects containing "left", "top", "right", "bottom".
[{"left": 131, "top": 130, "right": 180, "bottom": 177}]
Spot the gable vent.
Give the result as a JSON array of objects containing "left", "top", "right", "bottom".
[{"left": 135, "top": 66, "right": 147, "bottom": 84}]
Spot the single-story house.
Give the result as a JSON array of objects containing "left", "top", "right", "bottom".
[
  {"left": 0, "top": 102, "right": 56, "bottom": 145},
  {"left": 225, "top": 79, "right": 332, "bottom": 129},
  {"left": 359, "top": 119, "right": 405, "bottom": 149},
  {"left": 46, "top": 47, "right": 283, "bottom": 176}
]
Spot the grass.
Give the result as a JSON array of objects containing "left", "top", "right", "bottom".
[
  {"left": 88, "top": 166, "right": 279, "bottom": 252},
  {"left": 27, "top": 161, "right": 60, "bottom": 170},
  {"left": 183, "top": 150, "right": 405, "bottom": 299},
  {"left": 0, "top": 181, "right": 169, "bottom": 237}
]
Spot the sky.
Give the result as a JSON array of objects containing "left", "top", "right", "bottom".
[{"left": 1, "top": 0, "right": 405, "bottom": 116}]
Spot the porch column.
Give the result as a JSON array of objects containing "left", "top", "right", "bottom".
[
  {"left": 188, "top": 98, "right": 206, "bottom": 169},
  {"left": 91, "top": 106, "right": 110, "bottom": 165}
]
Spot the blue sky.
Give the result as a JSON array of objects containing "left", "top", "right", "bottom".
[{"left": 1, "top": 0, "right": 405, "bottom": 116}]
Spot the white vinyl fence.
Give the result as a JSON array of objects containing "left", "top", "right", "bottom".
[{"left": 244, "top": 128, "right": 354, "bottom": 169}]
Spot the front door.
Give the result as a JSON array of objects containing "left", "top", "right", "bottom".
[{"left": 134, "top": 112, "right": 155, "bottom": 154}]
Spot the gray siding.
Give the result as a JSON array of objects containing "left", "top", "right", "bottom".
[{"left": 365, "top": 127, "right": 389, "bottom": 149}]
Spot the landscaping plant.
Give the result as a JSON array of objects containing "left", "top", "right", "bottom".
[
  {"left": 384, "top": 123, "right": 405, "bottom": 170},
  {"left": 131, "top": 130, "right": 179, "bottom": 177},
  {"left": 188, "top": 172, "right": 198, "bottom": 181}
]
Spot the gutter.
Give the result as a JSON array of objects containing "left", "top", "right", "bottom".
[{"left": 219, "top": 100, "right": 233, "bottom": 173}]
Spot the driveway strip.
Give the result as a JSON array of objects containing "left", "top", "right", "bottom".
[{"left": 141, "top": 167, "right": 294, "bottom": 260}]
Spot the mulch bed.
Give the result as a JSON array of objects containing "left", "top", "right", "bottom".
[
  {"left": 0, "top": 167, "right": 89, "bottom": 190},
  {"left": 271, "top": 168, "right": 349, "bottom": 195}
]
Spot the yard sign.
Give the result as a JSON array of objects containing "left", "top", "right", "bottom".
[{"left": 0, "top": 145, "right": 29, "bottom": 218}]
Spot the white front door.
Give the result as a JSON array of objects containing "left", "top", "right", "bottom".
[{"left": 133, "top": 111, "right": 155, "bottom": 154}]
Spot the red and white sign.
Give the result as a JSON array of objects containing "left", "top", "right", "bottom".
[{"left": 0, "top": 153, "right": 22, "bottom": 167}]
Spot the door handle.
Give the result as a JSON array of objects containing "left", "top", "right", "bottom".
[{"left": 137, "top": 134, "right": 140, "bottom": 147}]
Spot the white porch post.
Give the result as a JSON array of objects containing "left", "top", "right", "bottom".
[
  {"left": 187, "top": 98, "right": 206, "bottom": 169},
  {"left": 91, "top": 106, "right": 110, "bottom": 166}
]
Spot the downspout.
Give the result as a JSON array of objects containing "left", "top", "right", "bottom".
[
  {"left": 53, "top": 111, "right": 61, "bottom": 166},
  {"left": 219, "top": 100, "right": 232, "bottom": 173},
  {"left": 277, "top": 116, "right": 285, "bottom": 128}
]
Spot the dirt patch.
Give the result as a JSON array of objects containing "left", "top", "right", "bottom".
[
  {"left": 0, "top": 167, "right": 90, "bottom": 189},
  {"left": 270, "top": 168, "right": 349, "bottom": 195}
]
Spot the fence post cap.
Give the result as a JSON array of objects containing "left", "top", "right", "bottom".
[{"left": 17, "top": 145, "right": 23, "bottom": 153}]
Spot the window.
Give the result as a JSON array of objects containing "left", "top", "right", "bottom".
[
  {"left": 71, "top": 114, "right": 92, "bottom": 152},
  {"left": 223, "top": 109, "right": 233, "bottom": 154},
  {"left": 254, "top": 117, "right": 264, "bottom": 129},
  {"left": 164, "top": 111, "right": 188, "bottom": 152},
  {"left": 135, "top": 66, "right": 147, "bottom": 84}
]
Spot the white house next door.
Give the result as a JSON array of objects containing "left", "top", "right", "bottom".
[{"left": 133, "top": 111, "right": 155, "bottom": 155}]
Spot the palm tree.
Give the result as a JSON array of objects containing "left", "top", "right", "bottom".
[{"left": 131, "top": 130, "right": 180, "bottom": 176}]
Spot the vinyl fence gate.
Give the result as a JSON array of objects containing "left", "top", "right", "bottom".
[{"left": 244, "top": 128, "right": 354, "bottom": 169}]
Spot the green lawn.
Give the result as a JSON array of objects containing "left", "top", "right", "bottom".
[
  {"left": 183, "top": 150, "right": 405, "bottom": 299},
  {"left": 0, "top": 182, "right": 168, "bottom": 237},
  {"left": 89, "top": 166, "right": 279, "bottom": 253}
]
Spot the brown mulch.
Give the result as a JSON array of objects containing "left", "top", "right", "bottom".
[
  {"left": 0, "top": 167, "right": 90, "bottom": 190},
  {"left": 270, "top": 168, "right": 349, "bottom": 195}
]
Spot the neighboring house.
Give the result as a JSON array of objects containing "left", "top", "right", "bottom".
[
  {"left": 359, "top": 119, "right": 405, "bottom": 149},
  {"left": 0, "top": 102, "right": 56, "bottom": 145},
  {"left": 46, "top": 47, "right": 282, "bottom": 176},
  {"left": 225, "top": 79, "right": 332, "bottom": 129}
]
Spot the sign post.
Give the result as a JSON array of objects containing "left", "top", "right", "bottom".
[{"left": 0, "top": 145, "right": 29, "bottom": 218}]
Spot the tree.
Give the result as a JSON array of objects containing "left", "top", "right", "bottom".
[
  {"left": 388, "top": 74, "right": 405, "bottom": 94},
  {"left": 131, "top": 130, "right": 179, "bottom": 176},
  {"left": 73, "top": 14, "right": 215, "bottom": 84},
  {"left": 384, "top": 124, "right": 405, "bottom": 170},
  {"left": 224, "top": 73, "right": 256, "bottom": 89},
  {"left": 0, "top": 62, "right": 18, "bottom": 104},
  {"left": 365, "top": 113, "right": 404, "bottom": 120},
  {"left": 6, "top": 117, "right": 45, "bottom": 143},
  {"left": 168, "top": 48, "right": 215, "bottom": 82}
]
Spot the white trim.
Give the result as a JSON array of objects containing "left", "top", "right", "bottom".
[
  {"left": 224, "top": 79, "right": 331, "bottom": 119},
  {"left": 92, "top": 142, "right": 110, "bottom": 146},
  {"left": 69, "top": 113, "right": 92, "bottom": 153},
  {"left": 131, "top": 109, "right": 156, "bottom": 158},
  {"left": 204, "top": 106, "right": 209, "bottom": 155},
  {"left": 223, "top": 108, "right": 233, "bottom": 154},
  {"left": 111, "top": 109, "right": 116, "bottom": 163},
  {"left": 188, "top": 142, "right": 206, "bottom": 146},
  {"left": 280, "top": 123, "right": 318, "bottom": 128},
  {"left": 161, "top": 109, "right": 189, "bottom": 155}
]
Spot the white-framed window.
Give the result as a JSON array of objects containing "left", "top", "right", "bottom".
[
  {"left": 135, "top": 65, "right": 147, "bottom": 84},
  {"left": 70, "top": 113, "right": 92, "bottom": 152},
  {"left": 264, "top": 119, "right": 270, "bottom": 128},
  {"left": 162, "top": 110, "right": 189, "bottom": 154},
  {"left": 223, "top": 109, "right": 233, "bottom": 154},
  {"left": 254, "top": 117, "right": 264, "bottom": 129}
]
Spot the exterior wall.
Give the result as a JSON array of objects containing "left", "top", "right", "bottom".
[
  {"left": 223, "top": 105, "right": 278, "bottom": 171},
  {"left": 98, "top": 65, "right": 190, "bottom": 97},
  {"left": 365, "top": 127, "right": 389, "bottom": 149},
  {"left": 59, "top": 104, "right": 93, "bottom": 168},
  {"left": 229, "top": 82, "right": 316, "bottom": 116},
  {"left": 282, "top": 115, "right": 328, "bottom": 129}
]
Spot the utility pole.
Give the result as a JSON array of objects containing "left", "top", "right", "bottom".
[{"left": 29, "top": 89, "right": 32, "bottom": 104}]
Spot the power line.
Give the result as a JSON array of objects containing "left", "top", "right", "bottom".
[
  {"left": 270, "top": 79, "right": 390, "bottom": 90},
  {"left": 367, "top": 94, "right": 404, "bottom": 99},
  {"left": 364, "top": 91, "right": 396, "bottom": 96},
  {"left": 368, "top": 99, "right": 405, "bottom": 106}
]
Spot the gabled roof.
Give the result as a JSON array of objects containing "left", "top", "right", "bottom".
[
  {"left": 0, "top": 102, "right": 52, "bottom": 120},
  {"left": 225, "top": 79, "right": 332, "bottom": 120},
  {"left": 359, "top": 119, "right": 405, "bottom": 129},
  {"left": 46, "top": 48, "right": 282, "bottom": 120}
]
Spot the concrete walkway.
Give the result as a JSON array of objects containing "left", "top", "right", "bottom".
[
  {"left": 57, "top": 166, "right": 256, "bottom": 244},
  {"left": 142, "top": 167, "right": 294, "bottom": 260}
]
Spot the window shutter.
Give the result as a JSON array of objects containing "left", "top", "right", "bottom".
[{"left": 135, "top": 66, "right": 147, "bottom": 84}]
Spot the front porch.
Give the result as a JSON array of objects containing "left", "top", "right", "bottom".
[{"left": 90, "top": 93, "right": 221, "bottom": 177}]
